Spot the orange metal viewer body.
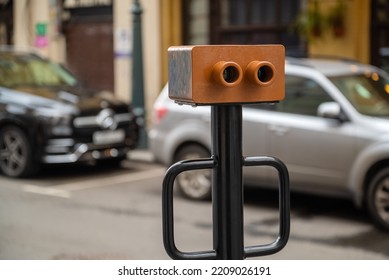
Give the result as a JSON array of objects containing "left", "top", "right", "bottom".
[{"left": 168, "top": 45, "right": 285, "bottom": 105}]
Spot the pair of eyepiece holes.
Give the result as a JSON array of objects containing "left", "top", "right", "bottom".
[{"left": 212, "top": 61, "right": 275, "bottom": 88}]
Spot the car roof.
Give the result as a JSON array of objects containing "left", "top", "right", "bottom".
[
  {"left": 0, "top": 45, "right": 41, "bottom": 56},
  {"left": 287, "top": 57, "right": 377, "bottom": 77}
]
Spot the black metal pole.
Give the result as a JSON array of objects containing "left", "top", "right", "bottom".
[
  {"left": 131, "top": 0, "right": 147, "bottom": 148},
  {"left": 211, "top": 105, "right": 245, "bottom": 260}
]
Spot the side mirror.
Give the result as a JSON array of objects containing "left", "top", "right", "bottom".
[{"left": 317, "top": 102, "right": 345, "bottom": 121}]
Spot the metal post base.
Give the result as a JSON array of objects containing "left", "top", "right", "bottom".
[{"left": 162, "top": 105, "right": 290, "bottom": 260}]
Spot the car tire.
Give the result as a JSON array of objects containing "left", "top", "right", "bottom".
[
  {"left": 0, "top": 126, "right": 39, "bottom": 178},
  {"left": 366, "top": 168, "right": 389, "bottom": 230},
  {"left": 173, "top": 144, "right": 212, "bottom": 200}
]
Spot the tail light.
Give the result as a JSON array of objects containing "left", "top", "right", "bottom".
[{"left": 153, "top": 105, "right": 168, "bottom": 125}]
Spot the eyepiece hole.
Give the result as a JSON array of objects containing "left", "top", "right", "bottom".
[
  {"left": 257, "top": 65, "right": 274, "bottom": 83},
  {"left": 212, "top": 61, "right": 242, "bottom": 87},
  {"left": 223, "top": 66, "right": 240, "bottom": 84}
]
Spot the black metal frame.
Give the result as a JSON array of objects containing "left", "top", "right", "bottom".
[{"left": 162, "top": 105, "right": 290, "bottom": 260}]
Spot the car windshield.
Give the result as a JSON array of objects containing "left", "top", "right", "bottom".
[
  {"left": 330, "top": 73, "right": 389, "bottom": 116},
  {"left": 0, "top": 53, "right": 78, "bottom": 88}
]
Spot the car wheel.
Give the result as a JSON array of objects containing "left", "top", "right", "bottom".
[
  {"left": 0, "top": 126, "right": 38, "bottom": 178},
  {"left": 174, "top": 144, "right": 212, "bottom": 200},
  {"left": 366, "top": 168, "right": 389, "bottom": 230}
]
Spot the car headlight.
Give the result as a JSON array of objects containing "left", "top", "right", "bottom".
[{"left": 34, "top": 106, "right": 74, "bottom": 136}]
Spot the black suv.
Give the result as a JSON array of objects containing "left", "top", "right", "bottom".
[{"left": 0, "top": 48, "right": 139, "bottom": 177}]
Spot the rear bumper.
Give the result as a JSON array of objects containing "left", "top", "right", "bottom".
[{"left": 148, "top": 129, "right": 170, "bottom": 164}]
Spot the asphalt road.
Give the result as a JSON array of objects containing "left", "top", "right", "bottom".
[{"left": 0, "top": 153, "right": 388, "bottom": 260}]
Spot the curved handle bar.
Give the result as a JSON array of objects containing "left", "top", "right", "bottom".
[
  {"left": 243, "top": 156, "right": 290, "bottom": 257},
  {"left": 162, "top": 158, "right": 217, "bottom": 260},
  {"left": 162, "top": 156, "right": 290, "bottom": 259}
]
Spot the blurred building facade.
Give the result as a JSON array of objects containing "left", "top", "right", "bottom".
[
  {"left": 0, "top": 0, "right": 162, "bottom": 117},
  {"left": 0, "top": 0, "right": 388, "bottom": 125}
]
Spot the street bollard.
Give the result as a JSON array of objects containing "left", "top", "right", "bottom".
[{"left": 162, "top": 45, "right": 290, "bottom": 260}]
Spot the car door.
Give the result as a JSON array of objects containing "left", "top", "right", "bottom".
[
  {"left": 242, "top": 103, "right": 277, "bottom": 186},
  {"left": 266, "top": 75, "right": 357, "bottom": 195}
]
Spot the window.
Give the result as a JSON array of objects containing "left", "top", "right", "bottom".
[
  {"left": 371, "top": 0, "right": 389, "bottom": 72},
  {"left": 244, "top": 76, "right": 333, "bottom": 115},
  {"left": 330, "top": 73, "right": 389, "bottom": 117},
  {"left": 209, "top": 0, "right": 305, "bottom": 56},
  {"left": 279, "top": 75, "right": 333, "bottom": 116},
  {"left": 0, "top": 54, "right": 77, "bottom": 88},
  {"left": 183, "top": 0, "right": 305, "bottom": 55}
]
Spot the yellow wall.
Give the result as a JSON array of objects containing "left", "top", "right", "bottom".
[
  {"left": 160, "top": 0, "right": 182, "bottom": 86},
  {"left": 309, "top": 0, "right": 371, "bottom": 63}
]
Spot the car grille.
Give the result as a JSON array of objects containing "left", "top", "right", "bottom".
[
  {"left": 73, "top": 113, "right": 133, "bottom": 129},
  {"left": 42, "top": 111, "right": 138, "bottom": 164}
]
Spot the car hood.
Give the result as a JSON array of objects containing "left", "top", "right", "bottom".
[
  {"left": 357, "top": 115, "right": 389, "bottom": 143},
  {"left": 365, "top": 116, "right": 389, "bottom": 131},
  {"left": 1, "top": 85, "right": 129, "bottom": 115}
]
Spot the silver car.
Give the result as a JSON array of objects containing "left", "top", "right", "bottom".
[{"left": 149, "top": 58, "right": 389, "bottom": 230}]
